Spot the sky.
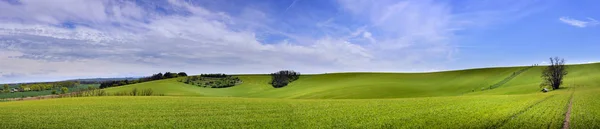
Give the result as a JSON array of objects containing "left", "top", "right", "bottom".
[{"left": 0, "top": 0, "right": 599, "bottom": 83}]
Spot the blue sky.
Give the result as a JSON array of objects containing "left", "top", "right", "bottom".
[{"left": 0, "top": 0, "right": 599, "bottom": 83}]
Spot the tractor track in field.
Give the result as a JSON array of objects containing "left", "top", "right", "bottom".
[
  {"left": 562, "top": 92, "right": 574, "bottom": 129},
  {"left": 488, "top": 66, "right": 534, "bottom": 89},
  {"left": 490, "top": 95, "right": 556, "bottom": 129}
]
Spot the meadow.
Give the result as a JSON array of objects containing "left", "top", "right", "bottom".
[{"left": 1, "top": 63, "right": 599, "bottom": 128}]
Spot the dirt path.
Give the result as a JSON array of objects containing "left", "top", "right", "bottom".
[{"left": 562, "top": 93, "right": 574, "bottom": 129}]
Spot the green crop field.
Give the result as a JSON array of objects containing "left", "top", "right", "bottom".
[{"left": 1, "top": 63, "right": 599, "bottom": 128}]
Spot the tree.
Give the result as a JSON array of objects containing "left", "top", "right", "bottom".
[
  {"left": 2, "top": 84, "right": 8, "bottom": 93},
  {"left": 61, "top": 87, "right": 69, "bottom": 94},
  {"left": 541, "top": 57, "right": 568, "bottom": 90}
]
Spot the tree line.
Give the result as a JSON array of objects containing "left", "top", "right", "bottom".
[
  {"left": 2, "top": 81, "right": 80, "bottom": 93},
  {"left": 99, "top": 72, "right": 188, "bottom": 89}
]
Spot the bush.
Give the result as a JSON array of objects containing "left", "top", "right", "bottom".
[{"left": 51, "top": 90, "right": 57, "bottom": 94}]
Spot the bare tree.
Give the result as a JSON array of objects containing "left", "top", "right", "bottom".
[{"left": 541, "top": 57, "right": 568, "bottom": 90}]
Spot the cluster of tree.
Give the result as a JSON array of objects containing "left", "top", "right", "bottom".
[
  {"left": 99, "top": 72, "right": 187, "bottom": 89},
  {"left": 199, "top": 73, "right": 229, "bottom": 78},
  {"left": 541, "top": 57, "right": 568, "bottom": 90},
  {"left": 270, "top": 70, "right": 300, "bottom": 88},
  {"left": 180, "top": 75, "right": 242, "bottom": 88},
  {"left": 2, "top": 81, "right": 80, "bottom": 93}
]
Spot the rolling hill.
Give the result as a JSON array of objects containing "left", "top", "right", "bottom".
[{"left": 103, "top": 63, "right": 599, "bottom": 99}]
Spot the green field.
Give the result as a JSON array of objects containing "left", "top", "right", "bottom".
[{"left": 1, "top": 63, "right": 599, "bottom": 128}]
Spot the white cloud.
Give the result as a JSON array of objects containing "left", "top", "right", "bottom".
[
  {"left": 362, "top": 31, "right": 376, "bottom": 43},
  {"left": 0, "top": 0, "right": 377, "bottom": 83},
  {"left": 559, "top": 17, "right": 599, "bottom": 28},
  {"left": 337, "top": 0, "right": 454, "bottom": 64}
]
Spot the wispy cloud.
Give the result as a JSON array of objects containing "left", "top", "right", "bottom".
[
  {"left": 559, "top": 17, "right": 599, "bottom": 28},
  {"left": 284, "top": 0, "right": 300, "bottom": 13}
]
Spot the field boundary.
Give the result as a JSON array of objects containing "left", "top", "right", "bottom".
[{"left": 491, "top": 94, "right": 555, "bottom": 128}]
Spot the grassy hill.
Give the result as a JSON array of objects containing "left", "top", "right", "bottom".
[
  {"left": 2, "top": 63, "right": 599, "bottom": 128},
  {"left": 103, "top": 63, "right": 599, "bottom": 99}
]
